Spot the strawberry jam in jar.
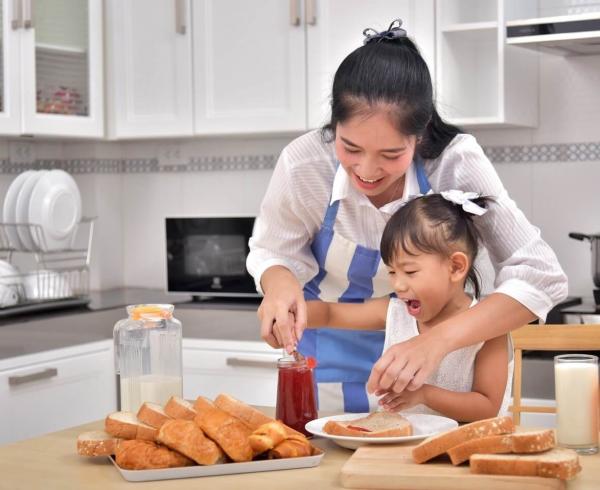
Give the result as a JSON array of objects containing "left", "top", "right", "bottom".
[{"left": 275, "top": 355, "right": 318, "bottom": 436}]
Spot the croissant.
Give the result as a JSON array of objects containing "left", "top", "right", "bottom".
[
  {"left": 115, "top": 439, "right": 194, "bottom": 470},
  {"left": 249, "top": 421, "right": 288, "bottom": 455},
  {"left": 269, "top": 434, "right": 313, "bottom": 459}
]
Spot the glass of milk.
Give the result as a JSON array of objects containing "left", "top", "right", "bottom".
[{"left": 554, "top": 354, "right": 599, "bottom": 455}]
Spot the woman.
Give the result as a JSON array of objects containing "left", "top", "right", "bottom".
[{"left": 247, "top": 20, "right": 567, "bottom": 413}]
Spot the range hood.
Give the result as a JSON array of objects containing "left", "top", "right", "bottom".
[{"left": 506, "top": 12, "right": 600, "bottom": 55}]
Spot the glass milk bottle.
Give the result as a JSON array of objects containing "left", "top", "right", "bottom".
[{"left": 114, "top": 304, "right": 183, "bottom": 413}]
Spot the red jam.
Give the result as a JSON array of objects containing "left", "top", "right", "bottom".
[{"left": 275, "top": 357, "right": 318, "bottom": 436}]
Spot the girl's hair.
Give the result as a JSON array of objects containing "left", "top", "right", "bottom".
[
  {"left": 322, "top": 30, "right": 461, "bottom": 159},
  {"left": 380, "top": 194, "right": 490, "bottom": 298}
]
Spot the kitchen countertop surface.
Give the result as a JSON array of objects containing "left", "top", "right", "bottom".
[
  {"left": 0, "top": 413, "right": 599, "bottom": 490},
  {"left": 0, "top": 288, "right": 264, "bottom": 361}
]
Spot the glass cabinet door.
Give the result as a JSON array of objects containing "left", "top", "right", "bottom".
[
  {"left": 0, "top": 0, "right": 23, "bottom": 135},
  {"left": 21, "top": 0, "right": 103, "bottom": 137}
]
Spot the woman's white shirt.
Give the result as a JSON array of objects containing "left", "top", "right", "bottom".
[{"left": 247, "top": 129, "right": 568, "bottom": 320}]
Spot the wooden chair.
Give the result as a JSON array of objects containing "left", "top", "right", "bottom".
[{"left": 510, "top": 324, "right": 600, "bottom": 425}]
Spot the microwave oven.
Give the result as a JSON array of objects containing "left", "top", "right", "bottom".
[{"left": 165, "top": 217, "right": 260, "bottom": 298}]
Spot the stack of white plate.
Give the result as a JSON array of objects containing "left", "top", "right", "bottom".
[{"left": 2, "top": 170, "right": 82, "bottom": 251}]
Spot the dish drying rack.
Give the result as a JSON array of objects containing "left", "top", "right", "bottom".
[{"left": 0, "top": 218, "right": 95, "bottom": 317}]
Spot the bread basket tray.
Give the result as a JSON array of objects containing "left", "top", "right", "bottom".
[{"left": 108, "top": 448, "right": 324, "bottom": 482}]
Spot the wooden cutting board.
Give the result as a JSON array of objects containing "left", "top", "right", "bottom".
[{"left": 340, "top": 444, "right": 566, "bottom": 490}]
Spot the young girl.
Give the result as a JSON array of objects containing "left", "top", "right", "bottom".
[
  {"left": 304, "top": 191, "right": 512, "bottom": 422},
  {"left": 249, "top": 19, "right": 565, "bottom": 413}
]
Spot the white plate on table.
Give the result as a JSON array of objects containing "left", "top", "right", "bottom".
[
  {"left": 108, "top": 449, "right": 324, "bottom": 482},
  {"left": 2, "top": 170, "right": 36, "bottom": 249},
  {"left": 305, "top": 412, "right": 458, "bottom": 450},
  {"left": 28, "top": 169, "right": 81, "bottom": 251},
  {"left": 15, "top": 170, "right": 47, "bottom": 250}
]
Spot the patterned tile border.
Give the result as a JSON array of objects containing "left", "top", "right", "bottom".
[{"left": 0, "top": 142, "right": 598, "bottom": 174}]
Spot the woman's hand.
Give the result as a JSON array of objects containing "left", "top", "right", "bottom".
[
  {"left": 258, "top": 266, "right": 307, "bottom": 353},
  {"left": 367, "top": 329, "right": 448, "bottom": 394}
]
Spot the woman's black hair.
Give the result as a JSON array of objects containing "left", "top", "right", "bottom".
[
  {"left": 380, "top": 194, "right": 490, "bottom": 298},
  {"left": 322, "top": 21, "right": 462, "bottom": 160}
]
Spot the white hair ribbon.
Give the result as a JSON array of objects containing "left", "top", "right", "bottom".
[{"left": 440, "top": 190, "right": 487, "bottom": 216}]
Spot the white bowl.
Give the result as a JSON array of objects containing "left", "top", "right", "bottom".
[{"left": 0, "top": 283, "right": 19, "bottom": 308}]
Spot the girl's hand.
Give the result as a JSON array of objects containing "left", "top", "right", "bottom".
[
  {"left": 258, "top": 266, "right": 307, "bottom": 354},
  {"left": 376, "top": 386, "right": 425, "bottom": 412},
  {"left": 366, "top": 330, "right": 447, "bottom": 394}
]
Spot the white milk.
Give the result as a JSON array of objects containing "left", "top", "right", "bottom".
[
  {"left": 555, "top": 361, "right": 599, "bottom": 447},
  {"left": 120, "top": 375, "right": 182, "bottom": 413}
]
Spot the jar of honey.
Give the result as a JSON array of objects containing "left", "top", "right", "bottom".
[{"left": 275, "top": 355, "right": 318, "bottom": 436}]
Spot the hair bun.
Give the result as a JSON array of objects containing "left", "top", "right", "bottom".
[{"left": 363, "top": 18, "right": 407, "bottom": 45}]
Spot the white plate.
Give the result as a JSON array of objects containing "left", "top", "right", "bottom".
[
  {"left": 28, "top": 169, "right": 81, "bottom": 251},
  {"left": 2, "top": 170, "right": 36, "bottom": 249},
  {"left": 305, "top": 412, "right": 458, "bottom": 450},
  {"left": 15, "top": 170, "right": 48, "bottom": 250},
  {"left": 108, "top": 449, "right": 324, "bottom": 482}
]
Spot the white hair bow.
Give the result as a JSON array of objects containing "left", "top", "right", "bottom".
[{"left": 440, "top": 190, "right": 487, "bottom": 216}]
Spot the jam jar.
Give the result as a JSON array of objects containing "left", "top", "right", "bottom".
[{"left": 275, "top": 355, "right": 318, "bottom": 436}]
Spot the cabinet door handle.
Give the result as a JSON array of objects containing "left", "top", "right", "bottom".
[
  {"left": 23, "top": 0, "right": 32, "bottom": 29},
  {"left": 175, "top": 0, "right": 186, "bottom": 35},
  {"left": 290, "top": 0, "right": 300, "bottom": 26},
  {"left": 226, "top": 357, "right": 278, "bottom": 369},
  {"left": 11, "top": 0, "right": 22, "bottom": 30},
  {"left": 306, "top": 0, "right": 316, "bottom": 26},
  {"left": 8, "top": 367, "right": 58, "bottom": 386}
]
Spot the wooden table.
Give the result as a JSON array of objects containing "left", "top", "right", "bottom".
[{"left": 0, "top": 420, "right": 599, "bottom": 490}]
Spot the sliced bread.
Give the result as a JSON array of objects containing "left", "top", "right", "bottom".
[
  {"left": 412, "top": 416, "right": 515, "bottom": 464},
  {"left": 470, "top": 447, "right": 581, "bottom": 480},
  {"left": 447, "top": 429, "right": 556, "bottom": 465},
  {"left": 77, "top": 430, "right": 121, "bottom": 457},
  {"left": 157, "top": 419, "right": 227, "bottom": 465},
  {"left": 115, "top": 439, "right": 195, "bottom": 470},
  {"left": 323, "top": 412, "right": 412, "bottom": 438},
  {"left": 164, "top": 396, "right": 197, "bottom": 421},
  {"left": 137, "top": 402, "right": 173, "bottom": 428},
  {"left": 104, "top": 411, "right": 158, "bottom": 441},
  {"left": 193, "top": 396, "right": 216, "bottom": 418}
]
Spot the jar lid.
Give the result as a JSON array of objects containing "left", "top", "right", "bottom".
[{"left": 127, "top": 304, "right": 174, "bottom": 321}]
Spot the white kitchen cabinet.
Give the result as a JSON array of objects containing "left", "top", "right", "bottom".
[
  {"left": 183, "top": 338, "right": 281, "bottom": 407},
  {"left": 192, "top": 0, "right": 306, "bottom": 134},
  {"left": 107, "top": 0, "right": 434, "bottom": 137},
  {"left": 0, "top": 0, "right": 103, "bottom": 137},
  {"left": 105, "top": 0, "right": 194, "bottom": 138},
  {"left": 435, "top": 0, "right": 538, "bottom": 127},
  {"left": 306, "top": 0, "right": 435, "bottom": 129},
  {"left": 0, "top": 340, "right": 116, "bottom": 445}
]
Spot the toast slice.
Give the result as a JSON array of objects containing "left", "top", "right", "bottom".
[
  {"left": 323, "top": 412, "right": 412, "bottom": 438},
  {"left": 470, "top": 447, "right": 581, "bottom": 480},
  {"left": 194, "top": 405, "right": 254, "bottom": 462},
  {"left": 115, "top": 439, "right": 195, "bottom": 470},
  {"left": 104, "top": 411, "right": 158, "bottom": 441},
  {"left": 76, "top": 430, "right": 121, "bottom": 457},
  {"left": 193, "top": 396, "right": 217, "bottom": 419},
  {"left": 137, "top": 402, "right": 172, "bottom": 428},
  {"left": 165, "top": 396, "right": 197, "bottom": 421},
  {"left": 157, "top": 419, "right": 227, "bottom": 465},
  {"left": 412, "top": 416, "right": 515, "bottom": 464},
  {"left": 447, "top": 429, "right": 556, "bottom": 465}
]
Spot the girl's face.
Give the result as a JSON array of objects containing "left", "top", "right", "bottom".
[
  {"left": 335, "top": 110, "right": 417, "bottom": 207},
  {"left": 386, "top": 246, "right": 468, "bottom": 324}
]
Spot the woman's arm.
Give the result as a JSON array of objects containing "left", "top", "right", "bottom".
[
  {"left": 306, "top": 297, "right": 389, "bottom": 330},
  {"left": 379, "top": 334, "right": 509, "bottom": 422}
]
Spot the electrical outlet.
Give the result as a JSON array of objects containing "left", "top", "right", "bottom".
[
  {"left": 158, "top": 143, "right": 186, "bottom": 167},
  {"left": 9, "top": 141, "right": 35, "bottom": 165}
]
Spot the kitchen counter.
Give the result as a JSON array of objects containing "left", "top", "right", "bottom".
[
  {"left": 0, "top": 416, "right": 599, "bottom": 490},
  {"left": 0, "top": 289, "right": 264, "bottom": 361}
]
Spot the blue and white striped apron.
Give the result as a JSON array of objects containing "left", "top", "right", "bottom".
[{"left": 299, "top": 158, "right": 432, "bottom": 413}]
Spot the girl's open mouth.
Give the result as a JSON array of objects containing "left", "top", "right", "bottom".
[{"left": 404, "top": 299, "right": 422, "bottom": 316}]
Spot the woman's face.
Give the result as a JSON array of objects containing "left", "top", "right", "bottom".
[{"left": 335, "top": 110, "right": 417, "bottom": 207}]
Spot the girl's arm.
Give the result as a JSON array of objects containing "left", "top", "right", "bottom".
[
  {"left": 306, "top": 297, "right": 389, "bottom": 330},
  {"left": 379, "top": 334, "right": 509, "bottom": 422}
]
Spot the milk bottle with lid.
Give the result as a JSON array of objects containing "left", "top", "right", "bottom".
[{"left": 113, "top": 304, "right": 183, "bottom": 413}]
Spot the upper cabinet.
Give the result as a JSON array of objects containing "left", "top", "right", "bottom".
[
  {"left": 435, "top": 0, "right": 538, "bottom": 128},
  {"left": 106, "top": 0, "right": 435, "bottom": 138},
  {"left": 0, "top": 0, "right": 103, "bottom": 137}
]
